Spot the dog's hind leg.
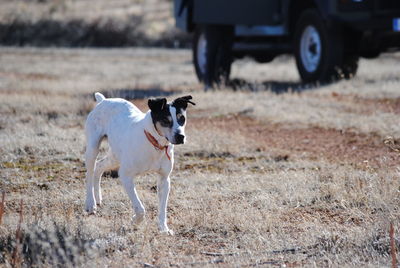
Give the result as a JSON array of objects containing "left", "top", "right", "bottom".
[
  {"left": 84, "top": 136, "right": 101, "bottom": 214},
  {"left": 119, "top": 168, "right": 145, "bottom": 225},
  {"left": 93, "top": 151, "right": 119, "bottom": 206}
]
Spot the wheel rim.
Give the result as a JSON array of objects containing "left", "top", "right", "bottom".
[
  {"left": 300, "top": 25, "right": 321, "bottom": 73},
  {"left": 197, "top": 33, "right": 207, "bottom": 76}
]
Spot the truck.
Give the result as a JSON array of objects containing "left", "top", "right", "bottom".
[{"left": 174, "top": 0, "right": 400, "bottom": 87}]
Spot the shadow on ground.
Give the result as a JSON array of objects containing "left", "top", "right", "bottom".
[
  {"left": 91, "top": 87, "right": 182, "bottom": 101},
  {"left": 227, "top": 78, "right": 324, "bottom": 94},
  {"left": 0, "top": 18, "right": 191, "bottom": 47}
]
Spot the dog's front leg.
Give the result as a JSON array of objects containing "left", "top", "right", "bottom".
[
  {"left": 157, "top": 175, "right": 173, "bottom": 235},
  {"left": 119, "top": 169, "right": 145, "bottom": 225},
  {"left": 85, "top": 144, "right": 99, "bottom": 214}
]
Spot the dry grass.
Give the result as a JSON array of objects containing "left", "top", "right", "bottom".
[
  {"left": 0, "top": 0, "right": 189, "bottom": 47},
  {"left": 0, "top": 46, "right": 400, "bottom": 267}
]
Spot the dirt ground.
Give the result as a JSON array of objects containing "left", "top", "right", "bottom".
[{"left": 0, "top": 46, "right": 400, "bottom": 267}]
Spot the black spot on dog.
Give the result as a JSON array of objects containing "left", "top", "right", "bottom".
[
  {"left": 148, "top": 98, "right": 172, "bottom": 127},
  {"left": 148, "top": 96, "right": 195, "bottom": 130},
  {"left": 172, "top": 95, "right": 195, "bottom": 126},
  {"left": 104, "top": 170, "right": 119, "bottom": 178},
  {"left": 171, "top": 95, "right": 195, "bottom": 111},
  {"left": 176, "top": 113, "right": 185, "bottom": 126}
]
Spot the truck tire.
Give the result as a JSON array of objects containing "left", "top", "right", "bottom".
[
  {"left": 193, "top": 25, "right": 233, "bottom": 87},
  {"left": 294, "top": 9, "right": 343, "bottom": 83},
  {"left": 193, "top": 28, "right": 207, "bottom": 83}
]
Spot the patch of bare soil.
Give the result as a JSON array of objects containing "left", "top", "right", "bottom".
[
  {"left": 0, "top": 71, "right": 59, "bottom": 81},
  {"left": 193, "top": 114, "right": 399, "bottom": 169},
  {"left": 366, "top": 97, "right": 400, "bottom": 114},
  {"left": 330, "top": 91, "right": 400, "bottom": 115}
]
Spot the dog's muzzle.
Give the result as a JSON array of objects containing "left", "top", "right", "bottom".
[{"left": 174, "top": 133, "right": 185, "bottom": 144}]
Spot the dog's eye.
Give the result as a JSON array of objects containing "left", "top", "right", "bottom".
[
  {"left": 177, "top": 114, "right": 185, "bottom": 125},
  {"left": 161, "top": 118, "right": 171, "bottom": 126}
]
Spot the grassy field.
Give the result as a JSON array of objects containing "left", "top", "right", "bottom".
[
  {"left": 1, "top": 2, "right": 400, "bottom": 266},
  {"left": 0, "top": 46, "right": 399, "bottom": 267}
]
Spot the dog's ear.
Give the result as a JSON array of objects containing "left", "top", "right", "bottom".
[
  {"left": 148, "top": 98, "right": 167, "bottom": 112},
  {"left": 172, "top": 95, "right": 196, "bottom": 110}
]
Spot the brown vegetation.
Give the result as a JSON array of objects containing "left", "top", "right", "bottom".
[{"left": 0, "top": 0, "right": 190, "bottom": 47}]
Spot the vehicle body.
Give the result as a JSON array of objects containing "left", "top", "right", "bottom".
[{"left": 174, "top": 0, "right": 400, "bottom": 85}]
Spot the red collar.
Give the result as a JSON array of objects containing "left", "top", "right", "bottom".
[{"left": 144, "top": 130, "right": 171, "bottom": 161}]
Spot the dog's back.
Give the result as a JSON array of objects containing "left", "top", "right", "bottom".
[{"left": 85, "top": 93, "right": 144, "bottom": 142}]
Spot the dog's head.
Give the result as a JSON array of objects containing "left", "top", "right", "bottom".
[{"left": 148, "top": 95, "right": 195, "bottom": 145}]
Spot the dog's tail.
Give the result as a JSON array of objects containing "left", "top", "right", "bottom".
[{"left": 94, "top": 92, "right": 106, "bottom": 103}]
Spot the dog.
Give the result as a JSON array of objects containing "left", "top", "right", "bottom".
[{"left": 84, "top": 92, "right": 195, "bottom": 234}]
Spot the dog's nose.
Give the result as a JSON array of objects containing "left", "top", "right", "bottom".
[{"left": 175, "top": 133, "right": 185, "bottom": 144}]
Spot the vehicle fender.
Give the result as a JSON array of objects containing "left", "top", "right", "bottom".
[{"left": 283, "top": 0, "right": 334, "bottom": 34}]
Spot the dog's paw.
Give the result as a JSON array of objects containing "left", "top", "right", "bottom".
[
  {"left": 132, "top": 213, "right": 145, "bottom": 225},
  {"left": 95, "top": 193, "right": 102, "bottom": 206},
  {"left": 85, "top": 200, "right": 97, "bottom": 214},
  {"left": 159, "top": 226, "right": 174, "bottom": 235},
  {"left": 85, "top": 206, "right": 97, "bottom": 214}
]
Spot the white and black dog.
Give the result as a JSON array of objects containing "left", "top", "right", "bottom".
[{"left": 84, "top": 92, "right": 195, "bottom": 234}]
